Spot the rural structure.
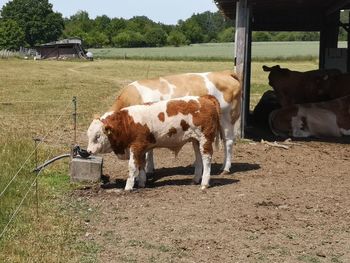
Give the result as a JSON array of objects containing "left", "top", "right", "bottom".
[
  {"left": 35, "top": 38, "right": 88, "bottom": 60},
  {"left": 214, "top": 0, "right": 350, "bottom": 137}
]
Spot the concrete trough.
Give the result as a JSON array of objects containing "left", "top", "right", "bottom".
[{"left": 70, "top": 155, "right": 103, "bottom": 183}]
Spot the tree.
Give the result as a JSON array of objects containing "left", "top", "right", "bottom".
[
  {"left": 144, "top": 27, "right": 167, "bottom": 47},
  {"left": 67, "top": 11, "right": 92, "bottom": 32},
  {"left": 0, "top": 19, "right": 25, "bottom": 50},
  {"left": 126, "top": 16, "right": 155, "bottom": 33},
  {"left": 179, "top": 19, "right": 204, "bottom": 44},
  {"left": 0, "top": 0, "right": 64, "bottom": 47},
  {"left": 252, "top": 31, "right": 272, "bottom": 41},
  {"left": 94, "top": 15, "right": 111, "bottom": 34},
  {"left": 167, "top": 30, "right": 187, "bottom": 46},
  {"left": 106, "top": 18, "right": 127, "bottom": 42},
  {"left": 112, "top": 31, "right": 145, "bottom": 47},
  {"left": 217, "top": 27, "right": 235, "bottom": 42},
  {"left": 85, "top": 31, "right": 109, "bottom": 48}
]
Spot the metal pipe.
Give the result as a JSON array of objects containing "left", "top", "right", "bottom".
[{"left": 33, "top": 154, "right": 71, "bottom": 173}]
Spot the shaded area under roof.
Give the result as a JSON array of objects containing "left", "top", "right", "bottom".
[{"left": 215, "top": 0, "right": 350, "bottom": 31}]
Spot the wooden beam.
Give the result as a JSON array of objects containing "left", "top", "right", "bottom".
[
  {"left": 327, "top": 0, "right": 350, "bottom": 15},
  {"left": 234, "top": 0, "right": 251, "bottom": 138}
]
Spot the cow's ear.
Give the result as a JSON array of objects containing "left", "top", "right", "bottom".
[
  {"left": 103, "top": 125, "right": 112, "bottom": 135},
  {"left": 262, "top": 65, "right": 271, "bottom": 72}
]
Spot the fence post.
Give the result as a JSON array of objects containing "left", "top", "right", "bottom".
[
  {"left": 33, "top": 137, "right": 41, "bottom": 218},
  {"left": 72, "top": 96, "right": 77, "bottom": 145},
  {"left": 71, "top": 96, "right": 77, "bottom": 160}
]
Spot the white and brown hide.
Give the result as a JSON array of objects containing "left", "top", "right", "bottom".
[
  {"left": 110, "top": 70, "right": 241, "bottom": 172},
  {"left": 269, "top": 95, "right": 350, "bottom": 138},
  {"left": 87, "top": 95, "right": 221, "bottom": 190}
]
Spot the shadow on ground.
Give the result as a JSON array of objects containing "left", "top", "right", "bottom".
[{"left": 101, "top": 162, "right": 260, "bottom": 190}]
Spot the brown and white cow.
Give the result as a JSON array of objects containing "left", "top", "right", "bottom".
[
  {"left": 87, "top": 95, "right": 221, "bottom": 190},
  {"left": 110, "top": 70, "right": 241, "bottom": 173},
  {"left": 269, "top": 95, "right": 350, "bottom": 138},
  {"left": 262, "top": 65, "right": 341, "bottom": 107}
]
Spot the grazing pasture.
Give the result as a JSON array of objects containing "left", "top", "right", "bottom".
[
  {"left": 90, "top": 41, "right": 347, "bottom": 61},
  {"left": 1, "top": 59, "right": 349, "bottom": 263}
]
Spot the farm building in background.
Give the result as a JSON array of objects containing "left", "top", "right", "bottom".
[{"left": 35, "top": 38, "right": 88, "bottom": 60}]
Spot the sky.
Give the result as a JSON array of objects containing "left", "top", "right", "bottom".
[{"left": 0, "top": 0, "right": 219, "bottom": 25}]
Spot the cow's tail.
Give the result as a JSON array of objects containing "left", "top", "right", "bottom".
[
  {"left": 215, "top": 128, "right": 222, "bottom": 151},
  {"left": 226, "top": 71, "right": 242, "bottom": 126},
  {"left": 211, "top": 95, "right": 223, "bottom": 150}
]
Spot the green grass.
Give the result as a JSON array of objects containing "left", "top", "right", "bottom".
[
  {"left": 0, "top": 58, "right": 319, "bottom": 261},
  {"left": 90, "top": 41, "right": 347, "bottom": 61}
]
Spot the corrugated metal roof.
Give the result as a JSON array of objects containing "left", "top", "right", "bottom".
[
  {"left": 39, "top": 38, "right": 82, "bottom": 47},
  {"left": 214, "top": 0, "right": 350, "bottom": 31}
]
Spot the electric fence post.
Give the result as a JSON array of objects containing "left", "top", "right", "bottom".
[{"left": 72, "top": 96, "right": 77, "bottom": 158}]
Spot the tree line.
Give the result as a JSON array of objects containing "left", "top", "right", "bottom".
[{"left": 0, "top": 0, "right": 347, "bottom": 50}]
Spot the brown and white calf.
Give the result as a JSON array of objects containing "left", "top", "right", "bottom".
[
  {"left": 110, "top": 70, "right": 241, "bottom": 173},
  {"left": 269, "top": 95, "right": 350, "bottom": 138},
  {"left": 87, "top": 95, "right": 221, "bottom": 190}
]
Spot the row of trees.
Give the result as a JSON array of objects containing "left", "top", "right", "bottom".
[
  {"left": 0, "top": 0, "right": 348, "bottom": 50},
  {"left": 62, "top": 11, "right": 234, "bottom": 48}
]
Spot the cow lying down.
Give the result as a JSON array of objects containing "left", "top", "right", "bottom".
[
  {"left": 269, "top": 95, "right": 350, "bottom": 138},
  {"left": 87, "top": 95, "right": 221, "bottom": 190}
]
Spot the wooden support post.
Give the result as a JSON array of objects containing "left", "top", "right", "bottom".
[
  {"left": 319, "top": 11, "right": 340, "bottom": 69},
  {"left": 347, "top": 12, "right": 350, "bottom": 72},
  {"left": 234, "top": 0, "right": 251, "bottom": 138}
]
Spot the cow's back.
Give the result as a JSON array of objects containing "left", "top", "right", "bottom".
[
  {"left": 110, "top": 70, "right": 240, "bottom": 111},
  {"left": 325, "top": 73, "right": 350, "bottom": 99}
]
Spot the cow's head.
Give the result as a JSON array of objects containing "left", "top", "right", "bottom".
[
  {"left": 87, "top": 118, "right": 113, "bottom": 154},
  {"left": 262, "top": 65, "right": 290, "bottom": 87}
]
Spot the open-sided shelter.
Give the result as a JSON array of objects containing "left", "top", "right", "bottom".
[
  {"left": 214, "top": 0, "right": 350, "bottom": 137},
  {"left": 35, "top": 38, "right": 87, "bottom": 60}
]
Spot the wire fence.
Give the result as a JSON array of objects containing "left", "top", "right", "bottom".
[
  {"left": 0, "top": 49, "right": 19, "bottom": 59},
  {"left": 0, "top": 97, "right": 80, "bottom": 240}
]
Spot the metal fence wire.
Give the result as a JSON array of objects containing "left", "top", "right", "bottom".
[{"left": 0, "top": 97, "right": 78, "bottom": 240}]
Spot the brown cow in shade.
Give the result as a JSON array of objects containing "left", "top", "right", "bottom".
[{"left": 262, "top": 65, "right": 341, "bottom": 107}]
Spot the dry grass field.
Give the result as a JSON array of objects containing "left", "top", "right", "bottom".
[{"left": 2, "top": 59, "right": 349, "bottom": 263}]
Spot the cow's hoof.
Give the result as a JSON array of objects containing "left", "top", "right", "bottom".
[
  {"left": 200, "top": 185, "right": 209, "bottom": 190},
  {"left": 124, "top": 187, "right": 133, "bottom": 192},
  {"left": 220, "top": 170, "right": 231, "bottom": 175},
  {"left": 192, "top": 178, "right": 201, "bottom": 185},
  {"left": 138, "top": 183, "right": 146, "bottom": 188}
]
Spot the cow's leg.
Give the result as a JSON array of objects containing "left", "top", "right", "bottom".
[
  {"left": 192, "top": 140, "right": 203, "bottom": 184},
  {"left": 137, "top": 154, "right": 147, "bottom": 188},
  {"left": 221, "top": 116, "right": 234, "bottom": 174},
  {"left": 199, "top": 139, "right": 213, "bottom": 190},
  {"left": 125, "top": 150, "right": 139, "bottom": 191},
  {"left": 201, "top": 154, "right": 212, "bottom": 190},
  {"left": 145, "top": 150, "right": 155, "bottom": 174}
]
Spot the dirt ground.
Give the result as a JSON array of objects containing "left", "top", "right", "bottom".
[{"left": 74, "top": 136, "right": 350, "bottom": 263}]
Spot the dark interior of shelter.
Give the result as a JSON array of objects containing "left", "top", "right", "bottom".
[{"left": 215, "top": 0, "right": 350, "bottom": 142}]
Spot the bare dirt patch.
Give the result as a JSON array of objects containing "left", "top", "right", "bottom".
[{"left": 74, "top": 138, "right": 350, "bottom": 263}]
